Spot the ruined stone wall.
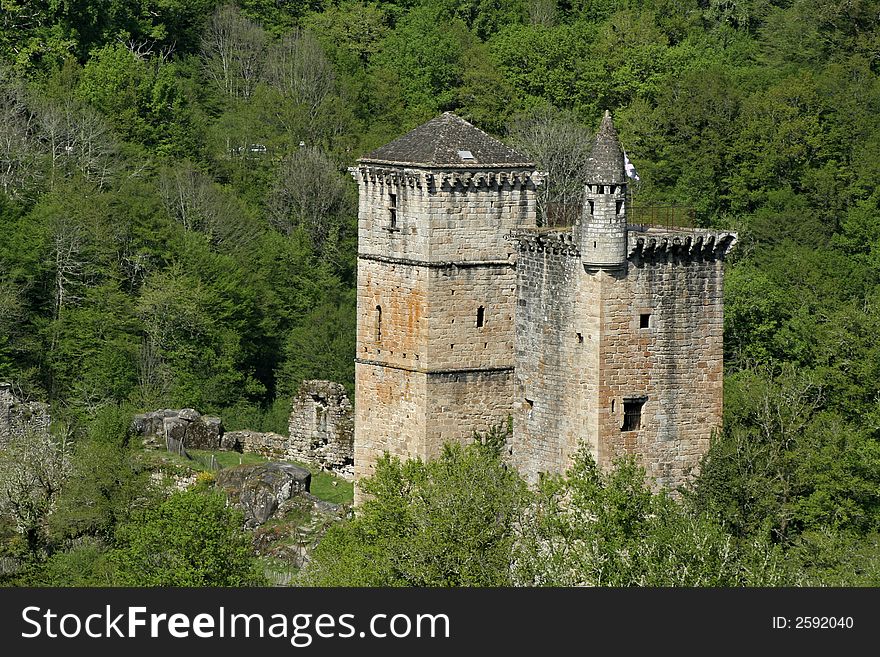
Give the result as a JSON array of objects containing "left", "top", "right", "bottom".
[
  {"left": 288, "top": 380, "right": 353, "bottom": 477},
  {"left": 0, "top": 383, "right": 50, "bottom": 447},
  {"left": 598, "top": 236, "right": 729, "bottom": 488},
  {"left": 222, "top": 430, "right": 287, "bottom": 460},
  {"left": 512, "top": 231, "right": 601, "bottom": 483},
  {"left": 132, "top": 408, "right": 223, "bottom": 449}
]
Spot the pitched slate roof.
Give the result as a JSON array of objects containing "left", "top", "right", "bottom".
[
  {"left": 359, "top": 112, "right": 534, "bottom": 168},
  {"left": 587, "top": 110, "right": 626, "bottom": 184}
]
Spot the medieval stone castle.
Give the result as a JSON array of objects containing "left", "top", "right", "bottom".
[{"left": 352, "top": 111, "right": 736, "bottom": 494}]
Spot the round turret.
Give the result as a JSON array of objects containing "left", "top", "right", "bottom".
[{"left": 580, "top": 111, "right": 628, "bottom": 268}]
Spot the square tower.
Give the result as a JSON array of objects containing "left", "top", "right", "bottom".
[
  {"left": 353, "top": 113, "right": 539, "bottom": 489},
  {"left": 511, "top": 112, "right": 737, "bottom": 488}
]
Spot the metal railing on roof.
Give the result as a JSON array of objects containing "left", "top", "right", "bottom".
[{"left": 539, "top": 202, "right": 697, "bottom": 232}]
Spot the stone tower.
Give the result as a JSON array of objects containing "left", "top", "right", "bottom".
[
  {"left": 511, "top": 112, "right": 736, "bottom": 488},
  {"left": 352, "top": 113, "right": 539, "bottom": 492},
  {"left": 580, "top": 111, "right": 628, "bottom": 268}
]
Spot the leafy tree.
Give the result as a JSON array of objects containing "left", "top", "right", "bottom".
[
  {"left": 514, "top": 449, "right": 788, "bottom": 586},
  {"left": 0, "top": 428, "right": 70, "bottom": 555},
  {"left": 303, "top": 432, "right": 528, "bottom": 586},
  {"left": 50, "top": 405, "right": 152, "bottom": 541},
  {"left": 111, "top": 490, "right": 266, "bottom": 586}
]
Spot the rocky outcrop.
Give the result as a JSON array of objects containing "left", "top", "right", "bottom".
[
  {"left": 0, "top": 383, "right": 50, "bottom": 448},
  {"left": 215, "top": 462, "right": 311, "bottom": 527},
  {"left": 132, "top": 409, "right": 222, "bottom": 449}
]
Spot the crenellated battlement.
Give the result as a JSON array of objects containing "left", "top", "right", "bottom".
[
  {"left": 628, "top": 229, "right": 737, "bottom": 261},
  {"left": 353, "top": 165, "right": 541, "bottom": 192},
  {"left": 511, "top": 229, "right": 581, "bottom": 257}
]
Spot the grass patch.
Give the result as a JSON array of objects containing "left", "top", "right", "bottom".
[
  {"left": 188, "top": 449, "right": 268, "bottom": 469},
  {"left": 137, "top": 448, "right": 200, "bottom": 475},
  {"left": 304, "top": 468, "right": 354, "bottom": 505}
]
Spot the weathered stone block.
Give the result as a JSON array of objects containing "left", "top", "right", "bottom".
[{"left": 216, "top": 463, "right": 311, "bottom": 527}]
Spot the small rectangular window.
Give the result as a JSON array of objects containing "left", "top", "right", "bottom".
[
  {"left": 389, "top": 193, "right": 397, "bottom": 229},
  {"left": 640, "top": 313, "right": 651, "bottom": 329},
  {"left": 616, "top": 200, "right": 624, "bottom": 215},
  {"left": 476, "top": 306, "right": 485, "bottom": 328},
  {"left": 622, "top": 398, "right": 646, "bottom": 431}
]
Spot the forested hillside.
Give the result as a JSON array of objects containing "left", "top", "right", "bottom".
[{"left": 1, "top": 0, "right": 879, "bottom": 585}]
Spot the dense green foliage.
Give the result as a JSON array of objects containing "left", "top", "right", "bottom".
[
  {"left": 304, "top": 438, "right": 527, "bottom": 586},
  {"left": 110, "top": 490, "right": 267, "bottom": 586},
  {"left": 305, "top": 435, "right": 790, "bottom": 586},
  {"left": 1, "top": 0, "right": 880, "bottom": 586}
]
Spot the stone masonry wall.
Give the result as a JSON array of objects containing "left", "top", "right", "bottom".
[
  {"left": 0, "top": 383, "right": 50, "bottom": 447},
  {"left": 512, "top": 228, "right": 732, "bottom": 490},
  {"left": 598, "top": 242, "right": 726, "bottom": 488},
  {"left": 356, "top": 168, "right": 537, "bottom": 264},
  {"left": 425, "top": 369, "right": 514, "bottom": 459},
  {"left": 512, "top": 231, "right": 601, "bottom": 483},
  {"left": 354, "top": 363, "right": 427, "bottom": 484},
  {"left": 355, "top": 165, "right": 537, "bottom": 501},
  {"left": 426, "top": 264, "right": 516, "bottom": 371},
  {"left": 288, "top": 380, "right": 354, "bottom": 477},
  {"left": 358, "top": 259, "right": 428, "bottom": 370}
]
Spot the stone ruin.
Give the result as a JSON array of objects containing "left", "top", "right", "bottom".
[
  {"left": 0, "top": 382, "right": 50, "bottom": 447},
  {"left": 130, "top": 380, "right": 355, "bottom": 479},
  {"left": 287, "top": 380, "right": 354, "bottom": 479},
  {"left": 131, "top": 408, "right": 223, "bottom": 450}
]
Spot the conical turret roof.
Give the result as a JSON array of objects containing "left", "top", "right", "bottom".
[
  {"left": 359, "top": 112, "right": 533, "bottom": 168},
  {"left": 587, "top": 110, "right": 626, "bottom": 184}
]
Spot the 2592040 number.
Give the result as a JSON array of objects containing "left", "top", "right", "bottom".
[{"left": 795, "top": 617, "right": 853, "bottom": 629}]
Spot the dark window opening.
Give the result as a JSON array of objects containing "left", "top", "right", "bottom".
[
  {"left": 594, "top": 241, "right": 597, "bottom": 248},
  {"left": 610, "top": 185, "right": 617, "bottom": 194},
  {"left": 611, "top": 399, "right": 615, "bottom": 413},
  {"left": 588, "top": 200, "right": 594, "bottom": 215},
  {"left": 616, "top": 200, "right": 624, "bottom": 215},
  {"left": 477, "top": 305, "right": 485, "bottom": 327},
  {"left": 524, "top": 398, "right": 534, "bottom": 416},
  {"left": 518, "top": 298, "right": 527, "bottom": 307},
  {"left": 576, "top": 332, "right": 584, "bottom": 344},
  {"left": 640, "top": 313, "right": 651, "bottom": 329},
  {"left": 597, "top": 185, "right": 604, "bottom": 194},
  {"left": 376, "top": 305, "right": 382, "bottom": 341},
  {"left": 389, "top": 193, "right": 398, "bottom": 229},
  {"left": 622, "top": 398, "right": 646, "bottom": 431}
]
